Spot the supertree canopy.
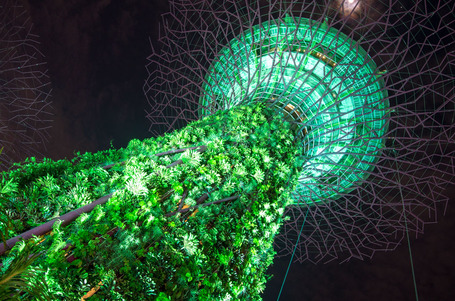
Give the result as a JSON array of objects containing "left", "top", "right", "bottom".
[
  {"left": 199, "top": 16, "right": 389, "bottom": 204},
  {"left": 0, "top": 0, "right": 52, "bottom": 167},
  {"left": 145, "top": 0, "right": 455, "bottom": 263}
]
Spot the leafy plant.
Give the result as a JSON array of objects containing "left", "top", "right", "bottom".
[
  {"left": 0, "top": 239, "right": 52, "bottom": 300},
  {"left": 0, "top": 103, "right": 304, "bottom": 300}
]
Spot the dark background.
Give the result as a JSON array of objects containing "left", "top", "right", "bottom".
[{"left": 18, "top": 0, "right": 455, "bottom": 300}]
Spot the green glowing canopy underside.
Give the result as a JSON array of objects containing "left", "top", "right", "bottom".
[{"left": 200, "top": 17, "right": 389, "bottom": 205}]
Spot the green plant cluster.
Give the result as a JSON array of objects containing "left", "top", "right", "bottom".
[
  {"left": 0, "top": 103, "right": 304, "bottom": 300},
  {"left": 1, "top": 149, "right": 122, "bottom": 240}
]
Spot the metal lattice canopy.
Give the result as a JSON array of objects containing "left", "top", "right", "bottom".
[
  {"left": 0, "top": 0, "right": 52, "bottom": 167},
  {"left": 200, "top": 16, "right": 389, "bottom": 204},
  {"left": 145, "top": 0, "right": 455, "bottom": 263}
]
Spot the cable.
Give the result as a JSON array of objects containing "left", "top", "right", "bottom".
[
  {"left": 277, "top": 208, "right": 309, "bottom": 301},
  {"left": 397, "top": 172, "right": 419, "bottom": 301}
]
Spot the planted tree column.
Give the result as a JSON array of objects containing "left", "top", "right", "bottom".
[{"left": 0, "top": 103, "right": 304, "bottom": 300}]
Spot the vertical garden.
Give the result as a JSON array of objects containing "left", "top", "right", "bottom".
[{"left": 1, "top": 104, "right": 305, "bottom": 300}]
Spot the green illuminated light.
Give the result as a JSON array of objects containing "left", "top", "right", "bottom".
[{"left": 200, "top": 17, "right": 389, "bottom": 205}]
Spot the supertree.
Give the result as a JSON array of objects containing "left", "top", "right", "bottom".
[
  {"left": 0, "top": 0, "right": 52, "bottom": 167},
  {"left": 145, "top": 0, "right": 455, "bottom": 265},
  {"left": 0, "top": 0, "right": 454, "bottom": 300}
]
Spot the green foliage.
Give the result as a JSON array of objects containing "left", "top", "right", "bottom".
[
  {"left": 0, "top": 239, "right": 52, "bottom": 301},
  {"left": 0, "top": 103, "right": 304, "bottom": 300},
  {"left": 0, "top": 148, "right": 122, "bottom": 239}
]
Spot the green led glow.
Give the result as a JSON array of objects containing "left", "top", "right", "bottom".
[{"left": 200, "top": 17, "right": 389, "bottom": 205}]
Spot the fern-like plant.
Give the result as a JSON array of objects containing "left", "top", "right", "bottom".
[{"left": 0, "top": 239, "right": 52, "bottom": 301}]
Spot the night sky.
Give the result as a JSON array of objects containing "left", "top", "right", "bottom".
[{"left": 16, "top": 0, "right": 455, "bottom": 300}]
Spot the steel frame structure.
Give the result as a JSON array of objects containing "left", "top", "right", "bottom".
[{"left": 145, "top": 0, "right": 455, "bottom": 263}]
